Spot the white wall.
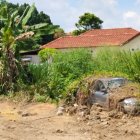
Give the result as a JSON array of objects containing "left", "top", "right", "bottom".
[
  {"left": 57, "top": 47, "right": 96, "bottom": 53},
  {"left": 23, "top": 55, "right": 40, "bottom": 64},
  {"left": 122, "top": 35, "right": 140, "bottom": 51}
]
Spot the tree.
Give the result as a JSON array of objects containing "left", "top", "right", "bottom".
[
  {"left": 0, "top": 1, "right": 58, "bottom": 93},
  {"left": 3, "top": 2, "right": 63, "bottom": 50},
  {"left": 54, "top": 28, "right": 65, "bottom": 39},
  {"left": 72, "top": 13, "right": 103, "bottom": 35}
]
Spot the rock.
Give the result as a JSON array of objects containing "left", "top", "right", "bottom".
[
  {"left": 74, "top": 103, "right": 78, "bottom": 107},
  {"left": 94, "top": 115, "right": 101, "bottom": 120},
  {"left": 77, "top": 105, "right": 90, "bottom": 117},
  {"left": 55, "top": 129, "right": 64, "bottom": 133},
  {"left": 101, "top": 121, "right": 109, "bottom": 125},
  {"left": 108, "top": 110, "right": 117, "bottom": 118},
  {"left": 78, "top": 111, "right": 85, "bottom": 117},
  {"left": 56, "top": 110, "right": 63, "bottom": 116},
  {"left": 87, "top": 122, "right": 93, "bottom": 126},
  {"left": 98, "top": 108, "right": 103, "bottom": 112},
  {"left": 21, "top": 112, "right": 37, "bottom": 117},
  {"left": 22, "top": 113, "right": 30, "bottom": 117},
  {"left": 58, "top": 106, "right": 65, "bottom": 112},
  {"left": 66, "top": 106, "right": 77, "bottom": 115},
  {"left": 56, "top": 106, "right": 65, "bottom": 116}
]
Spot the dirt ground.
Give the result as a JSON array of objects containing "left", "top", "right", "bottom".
[{"left": 0, "top": 101, "right": 140, "bottom": 140}]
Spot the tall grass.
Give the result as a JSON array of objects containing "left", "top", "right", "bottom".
[
  {"left": 28, "top": 49, "right": 94, "bottom": 101},
  {"left": 27, "top": 48, "right": 140, "bottom": 102},
  {"left": 93, "top": 48, "right": 140, "bottom": 82},
  {"left": 2, "top": 48, "right": 139, "bottom": 102}
]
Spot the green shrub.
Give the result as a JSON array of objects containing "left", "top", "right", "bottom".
[
  {"left": 93, "top": 48, "right": 140, "bottom": 82},
  {"left": 33, "top": 93, "right": 48, "bottom": 102},
  {"left": 3, "top": 47, "right": 140, "bottom": 103},
  {"left": 38, "top": 48, "right": 57, "bottom": 62},
  {"left": 28, "top": 48, "right": 94, "bottom": 101}
]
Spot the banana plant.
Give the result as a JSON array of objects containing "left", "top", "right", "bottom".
[{"left": 0, "top": 1, "right": 58, "bottom": 93}]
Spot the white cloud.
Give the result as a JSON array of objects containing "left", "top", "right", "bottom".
[
  {"left": 123, "top": 11, "right": 137, "bottom": 19},
  {"left": 10, "top": 0, "right": 119, "bottom": 32},
  {"left": 136, "top": 0, "right": 140, "bottom": 4},
  {"left": 123, "top": 11, "right": 140, "bottom": 29},
  {"left": 9, "top": 0, "right": 140, "bottom": 32}
]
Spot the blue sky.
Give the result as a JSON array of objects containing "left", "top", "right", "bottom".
[{"left": 9, "top": 0, "right": 140, "bottom": 32}]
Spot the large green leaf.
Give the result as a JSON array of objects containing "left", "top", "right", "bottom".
[
  {"left": 29, "top": 23, "right": 48, "bottom": 30},
  {"left": 34, "top": 25, "right": 59, "bottom": 36},
  {"left": 9, "top": 10, "right": 18, "bottom": 28},
  {"left": 17, "top": 6, "right": 29, "bottom": 27},
  {"left": 22, "top": 4, "right": 35, "bottom": 26}
]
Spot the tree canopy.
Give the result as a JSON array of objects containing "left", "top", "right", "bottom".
[
  {"left": 0, "top": 1, "right": 60, "bottom": 92},
  {"left": 1, "top": 1, "right": 64, "bottom": 51},
  {"left": 72, "top": 12, "right": 103, "bottom": 35}
]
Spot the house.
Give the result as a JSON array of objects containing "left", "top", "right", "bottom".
[
  {"left": 41, "top": 28, "right": 140, "bottom": 52},
  {"left": 20, "top": 49, "right": 40, "bottom": 64},
  {"left": 21, "top": 28, "right": 140, "bottom": 64}
]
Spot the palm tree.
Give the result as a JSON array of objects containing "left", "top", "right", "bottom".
[{"left": 0, "top": 1, "right": 58, "bottom": 92}]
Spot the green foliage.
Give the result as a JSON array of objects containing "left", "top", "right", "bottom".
[
  {"left": 22, "top": 4, "right": 35, "bottom": 26},
  {"left": 72, "top": 29, "right": 84, "bottom": 36},
  {"left": 0, "top": 1, "right": 59, "bottom": 93},
  {"left": 93, "top": 48, "right": 140, "bottom": 82},
  {"left": 54, "top": 28, "right": 65, "bottom": 38},
  {"left": 38, "top": 48, "right": 57, "bottom": 62},
  {"left": 2, "top": 1, "right": 61, "bottom": 51},
  {"left": 2, "top": 45, "right": 140, "bottom": 102},
  {"left": 28, "top": 48, "right": 140, "bottom": 102},
  {"left": 121, "top": 51, "right": 140, "bottom": 82},
  {"left": 52, "top": 49, "right": 94, "bottom": 80},
  {"left": 73, "top": 12, "right": 103, "bottom": 35},
  {"left": 28, "top": 49, "right": 94, "bottom": 101},
  {"left": 33, "top": 93, "right": 48, "bottom": 102}
]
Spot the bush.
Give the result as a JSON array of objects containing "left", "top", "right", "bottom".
[
  {"left": 28, "top": 48, "right": 94, "bottom": 101},
  {"left": 3, "top": 47, "right": 140, "bottom": 103},
  {"left": 93, "top": 48, "right": 140, "bottom": 82},
  {"left": 38, "top": 48, "right": 57, "bottom": 62}
]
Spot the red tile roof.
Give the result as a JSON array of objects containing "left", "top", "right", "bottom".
[
  {"left": 42, "top": 28, "right": 140, "bottom": 49},
  {"left": 81, "top": 28, "right": 139, "bottom": 36}
]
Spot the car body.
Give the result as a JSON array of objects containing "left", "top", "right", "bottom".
[{"left": 89, "top": 78, "right": 140, "bottom": 114}]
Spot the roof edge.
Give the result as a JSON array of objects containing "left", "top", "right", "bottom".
[
  {"left": 41, "top": 36, "right": 78, "bottom": 49},
  {"left": 80, "top": 27, "right": 139, "bottom": 36},
  {"left": 121, "top": 32, "right": 140, "bottom": 46}
]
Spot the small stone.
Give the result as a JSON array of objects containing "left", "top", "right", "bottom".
[
  {"left": 74, "top": 103, "right": 78, "bottom": 107},
  {"left": 58, "top": 106, "right": 65, "bottom": 111},
  {"left": 21, "top": 112, "right": 37, "bottom": 117},
  {"left": 56, "top": 106, "right": 65, "bottom": 116},
  {"left": 125, "top": 130, "right": 128, "bottom": 134},
  {"left": 87, "top": 122, "right": 93, "bottom": 126},
  {"left": 98, "top": 108, "right": 103, "bottom": 112},
  {"left": 55, "top": 129, "right": 64, "bottom": 133},
  {"left": 22, "top": 113, "right": 30, "bottom": 117},
  {"left": 17, "top": 111, "right": 22, "bottom": 115},
  {"left": 78, "top": 111, "right": 85, "bottom": 117},
  {"left": 94, "top": 115, "right": 101, "bottom": 120},
  {"left": 56, "top": 111, "right": 63, "bottom": 116},
  {"left": 101, "top": 121, "right": 109, "bottom": 125}
]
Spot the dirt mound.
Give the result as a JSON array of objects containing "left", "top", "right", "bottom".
[
  {"left": 72, "top": 75, "right": 140, "bottom": 113},
  {"left": 109, "top": 83, "right": 140, "bottom": 110}
]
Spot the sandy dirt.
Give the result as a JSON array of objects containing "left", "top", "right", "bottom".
[{"left": 0, "top": 101, "right": 140, "bottom": 140}]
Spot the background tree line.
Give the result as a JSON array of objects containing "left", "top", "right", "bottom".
[{"left": 0, "top": 1, "right": 64, "bottom": 51}]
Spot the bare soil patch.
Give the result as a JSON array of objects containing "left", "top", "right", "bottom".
[{"left": 0, "top": 101, "right": 140, "bottom": 140}]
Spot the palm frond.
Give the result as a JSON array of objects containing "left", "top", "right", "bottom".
[{"left": 22, "top": 4, "right": 35, "bottom": 26}]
